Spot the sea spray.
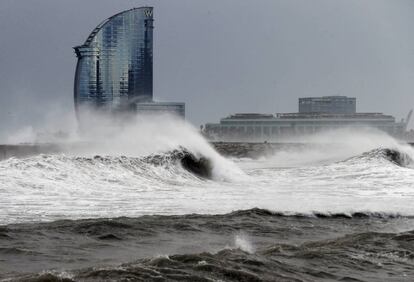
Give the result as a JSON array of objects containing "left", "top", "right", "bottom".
[
  {"left": 2, "top": 118, "right": 414, "bottom": 224},
  {"left": 234, "top": 233, "right": 255, "bottom": 253},
  {"left": 239, "top": 127, "right": 414, "bottom": 168}
]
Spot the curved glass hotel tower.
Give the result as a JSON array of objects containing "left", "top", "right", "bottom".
[{"left": 74, "top": 7, "right": 184, "bottom": 118}]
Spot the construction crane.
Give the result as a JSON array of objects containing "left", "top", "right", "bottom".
[{"left": 405, "top": 109, "right": 413, "bottom": 130}]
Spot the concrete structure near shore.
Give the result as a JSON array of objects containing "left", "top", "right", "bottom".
[{"left": 204, "top": 96, "right": 412, "bottom": 141}]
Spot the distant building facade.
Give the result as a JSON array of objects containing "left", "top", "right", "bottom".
[
  {"left": 134, "top": 102, "right": 185, "bottom": 118},
  {"left": 299, "top": 96, "right": 356, "bottom": 114},
  {"left": 204, "top": 96, "right": 410, "bottom": 141},
  {"left": 74, "top": 7, "right": 185, "bottom": 118}
]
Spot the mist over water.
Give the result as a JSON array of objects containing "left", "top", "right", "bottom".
[
  {"left": 2, "top": 113, "right": 414, "bottom": 281},
  {"left": 1, "top": 113, "right": 414, "bottom": 225},
  {"left": 240, "top": 127, "right": 414, "bottom": 167}
]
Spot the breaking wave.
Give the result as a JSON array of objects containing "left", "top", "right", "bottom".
[
  {"left": 0, "top": 145, "right": 247, "bottom": 224},
  {"left": 2, "top": 113, "right": 414, "bottom": 280},
  {"left": 2, "top": 144, "right": 414, "bottom": 224},
  {"left": 0, "top": 145, "right": 242, "bottom": 182},
  {"left": 345, "top": 147, "right": 414, "bottom": 168}
]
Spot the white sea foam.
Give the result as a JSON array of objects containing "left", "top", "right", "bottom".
[
  {"left": 1, "top": 117, "right": 414, "bottom": 224},
  {"left": 234, "top": 233, "right": 255, "bottom": 253},
  {"left": 239, "top": 127, "right": 414, "bottom": 169}
]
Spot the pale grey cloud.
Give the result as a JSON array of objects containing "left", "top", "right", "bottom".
[{"left": 0, "top": 0, "right": 413, "bottom": 134}]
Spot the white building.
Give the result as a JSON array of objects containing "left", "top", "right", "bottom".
[{"left": 204, "top": 97, "right": 411, "bottom": 141}]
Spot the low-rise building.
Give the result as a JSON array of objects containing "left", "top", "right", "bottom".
[{"left": 204, "top": 97, "right": 411, "bottom": 141}]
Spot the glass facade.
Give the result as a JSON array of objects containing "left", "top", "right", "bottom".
[
  {"left": 299, "top": 96, "right": 356, "bottom": 114},
  {"left": 74, "top": 7, "right": 154, "bottom": 112}
]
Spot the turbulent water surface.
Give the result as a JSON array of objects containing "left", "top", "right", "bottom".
[{"left": 1, "top": 130, "right": 414, "bottom": 281}]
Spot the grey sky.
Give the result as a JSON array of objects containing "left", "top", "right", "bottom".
[{"left": 0, "top": 0, "right": 414, "bottom": 134}]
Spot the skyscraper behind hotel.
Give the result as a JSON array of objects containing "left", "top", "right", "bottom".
[{"left": 74, "top": 7, "right": 154, "bottom": 112}]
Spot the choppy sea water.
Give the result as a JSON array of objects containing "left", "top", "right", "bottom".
[{"left": 1, "top": 127, "right": 414, "bottom": 281}]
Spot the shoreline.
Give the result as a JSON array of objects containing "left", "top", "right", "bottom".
[{"left": 1, "top": 141, "right": 413, "bottom": 160}]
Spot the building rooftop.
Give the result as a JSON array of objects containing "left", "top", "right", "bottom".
[
  {"left": 276, "top": 112, "right": 395, "bottom": 119},
  {"left": 300, "top": 96, "right": 356, "bottom": 99},
  {"left": 221, "top": 112, "right": 396, "bottom": 120},
  {"left": 224, "top": 113, "right": 274, "bottom": 120},
  {"left": 83, "top": 7, "right": 153, "bottom": 47}
]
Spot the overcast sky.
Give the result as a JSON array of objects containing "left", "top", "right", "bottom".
[{"left": 0, "top": 0, "right": 414, "bottom": 133}]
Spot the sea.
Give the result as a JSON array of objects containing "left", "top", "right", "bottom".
[{"left": 1, "top": 117, "right": 414, "bottom": 281}]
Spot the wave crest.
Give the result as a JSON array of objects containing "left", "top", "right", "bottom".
[{"left": 344, "top": 147, "right": 414, "bottom": 167}]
